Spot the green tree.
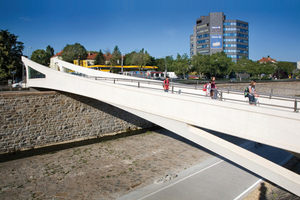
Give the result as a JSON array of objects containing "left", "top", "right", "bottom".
[
  {"left": 276, "top": 61, "right": 296, "bottom": 78},
  {"left": 110, "top": 46, "right": 121, "bottom": 69},
  {"left": 61, "top": 43, "right": 87, "bottom": 63},
  {"left": 172, "top": 53, "right": 190, "bottom": 79},
  {"left": 131, "top": 48, "right": 151, "bottom": 71},
  {"left": 260, "top": 62, "right": 276, "bottom": 78},
  {"left": 210, "top": 51, "right": 233, "bottom": 77},
  {"left": 148, "top": 56, "right": 156, "bottom": 66},
  {"left": 31, "top": 45, "right": 55, "bottom": 66},
  {"left": 154, "top": 57, "right": 165, "bottom": 72},
  {"left": 244, "top": 59, "right": 258, "bottom": 77},
  {"left": 46, "top": 45, "right": 54, "bottom": 58},
  {"left": 31, "top": 49, "right": 50, "bottom": 66},
  {"left": 228, "top": 57, "right": 248, "bottom": 76},
  {"left": 124, "top": 51, "right": 136, "bottom": 66},
  {"left": 0, "top": 29, "right": 24, "bottom": 80},
  {"left": 94, "top": 49, "right": 105, "bottom": 65},
  {"left": 191, "top": 53, "right": 211, "bottom": 78}
]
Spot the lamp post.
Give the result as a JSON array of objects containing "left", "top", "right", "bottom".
[
  {"left": 27, "top": 47, "right": 32, "bottom": 58},
  {"left": 164, "top": 54, "right": 172, "bottom": 78},
  {"left": 121, "top": 52, "right": 124, "bottom": 73}
]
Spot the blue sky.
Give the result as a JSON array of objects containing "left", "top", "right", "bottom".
[{"left": 1, "top": 0, "right": 299, "bottom": 62}]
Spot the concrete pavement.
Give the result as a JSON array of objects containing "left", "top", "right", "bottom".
[{"left": 116, "top": 141, "right": 294, "bottom": 200}]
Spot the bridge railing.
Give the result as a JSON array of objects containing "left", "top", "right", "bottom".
[{"left": 87, "top": 76, "right": 300, "bottom": 113}]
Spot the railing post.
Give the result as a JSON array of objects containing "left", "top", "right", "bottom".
[
  {"left": 138, "top": 82, "right": 140, "bottom": 88},
  {"left": 294, "top": 99, "right": 298, "bottom": 112},
  {"left": 114, "top": 79, "right": 115, "bottom": 84},
  {"left": 219, "top": 91, "right": 223, "bottom": 101},
  {"left": 172, "top": 86, "right": 174, "bottom": 93},
  {"left": 270, "top": 88, "right": 273, "bottom": 99},
  {"left": 95, "top": 77, "right": 97, "bottom": 80}
]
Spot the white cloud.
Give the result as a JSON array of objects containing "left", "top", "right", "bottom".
[{"left": 20, "top": 16, "right": 31, "bottom": 21}]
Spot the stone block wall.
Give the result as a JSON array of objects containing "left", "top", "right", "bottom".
[{"left": 0, "top": 91, "right": 154, "bottom": 154}]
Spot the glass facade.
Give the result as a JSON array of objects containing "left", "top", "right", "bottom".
[{"left": 190, "top": 12, "right": 249, "bottom": 61}]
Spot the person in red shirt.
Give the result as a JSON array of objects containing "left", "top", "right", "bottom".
[{"left": 163, "top": 76, "right": 170, "bottom": 92}]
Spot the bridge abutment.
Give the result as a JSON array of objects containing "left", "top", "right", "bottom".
[{"left": 0, "top": 91, "right": 155, "bottom": 154}]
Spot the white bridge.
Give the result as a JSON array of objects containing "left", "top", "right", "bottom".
[{"left": 22, "top": 56, "right": 300, "bottom": 196}]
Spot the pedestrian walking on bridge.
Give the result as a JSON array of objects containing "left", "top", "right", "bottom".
[
  {"left": 248, "top": 80, "right": 259, "bottom": 105},
  {"left": 163, "top": 76, "right": 170, "bottom": 92}
]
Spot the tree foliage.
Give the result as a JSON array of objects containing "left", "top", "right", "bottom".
[
  {"left": 31, "top": 45, "right": 55, "bottom": 66},
  {"left": 61, "top": 43, "right": 87, "bottom": 63},
  {"left": 191, "top": 51, "right": 232, "bottom": 78},
  {"left": 110, "top": 46, "right": 121, "bottom": 68},
  {"left": 0, "top": 29, "right": 24, "bottom": 80},
  {"left": 46, "top": 45, "right": 54, "bottom": 58},
  {"left": 154, "top": 58, "right": 165, "bottom": 72},
  {"left": 128, "top": 48, "right": 151, "bottom": 71},
  {"left": 94, "top": 49, "right": 105, "bottom": 65},
  {"left": 276, "top": 61, "right": 296, "bottom": 77},
  {"left": 31, "top": 49, "right": 50, "bottom": 66},
  {"left": 172, "top": 53, "right": 190, "bottom": 78}
]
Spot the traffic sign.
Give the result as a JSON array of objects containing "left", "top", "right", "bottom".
[{"left": 11, "top": 71, "right": 16, "bottom": 74}]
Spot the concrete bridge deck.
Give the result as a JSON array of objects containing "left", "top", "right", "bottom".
[{"left": 21, "top": 57, "right": 300, "bottom": 196}]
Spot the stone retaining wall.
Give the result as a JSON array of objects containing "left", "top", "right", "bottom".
[{"left": 0, "top": 91, "right": 154, "bottom": 154}]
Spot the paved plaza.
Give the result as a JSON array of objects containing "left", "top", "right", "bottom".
[{"left": 0, "top": 128, "right": 299, "bottom": 200}]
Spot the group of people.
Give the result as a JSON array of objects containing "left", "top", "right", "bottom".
[
  {"left": 205, "top": 77, "right": 218, "bottom": 99},
  {"left": 163, "top": 76, "right": 259, "bottom": 106}
]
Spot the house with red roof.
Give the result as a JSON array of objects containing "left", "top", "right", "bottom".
[
  {"left": 259, "top": 56, "right": 277, "bottom": 64},
  {"left": 50, "top": 50, "right": 63, "bottom": 70}
]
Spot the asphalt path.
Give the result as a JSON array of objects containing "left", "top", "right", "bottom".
[{"left": 116, "top": 141, "right": 293, "bottom": 200}]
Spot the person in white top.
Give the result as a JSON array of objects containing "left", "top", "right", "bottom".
[
  {"left": 206, "top": 80, "right": 212, "bottom": 97},
  {"left": 248, "top": 80, "right": 259, "bottom": 105}
]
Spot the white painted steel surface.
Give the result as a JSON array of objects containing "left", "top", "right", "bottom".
[{"left": 22, "top": 57, "right": 300, "bottom": 196}]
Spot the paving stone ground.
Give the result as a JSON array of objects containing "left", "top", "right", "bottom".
[{"left": 0, "top": 128, "right": 299, "bottom": 200}]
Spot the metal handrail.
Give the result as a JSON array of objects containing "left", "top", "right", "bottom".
[{"left": 86, "top": 75, "right": 299, "bottom": 112}]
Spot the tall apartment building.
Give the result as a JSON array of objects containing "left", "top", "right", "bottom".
[{"left": 190, "top": 12, "right": 249, "bottom": 62}]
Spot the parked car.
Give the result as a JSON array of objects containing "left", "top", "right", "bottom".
[
  {"left": 230, "top": 78, "right": 237, "bottom": 82},
  {"left": 12, "top": 81, "right": 24, "bottom": 88}
]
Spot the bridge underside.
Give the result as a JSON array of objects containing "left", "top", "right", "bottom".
[{"left": 22, "top": 57, "right": 300, "bottom": 196}]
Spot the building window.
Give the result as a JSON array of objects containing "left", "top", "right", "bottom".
[
  {"left": 223, "top": 44, "right": 248, "bottom": 49},
  {"left": 197, "top": 34, "right": 209, "bottom": 39},
  {"left": 223, "top": 22, "right": 248, "bottom": 28},
  {"left": 197, "top": 24, "right": 208, "bottom": 29},
  {"left": 196, "top": 29, "right": 209, "bottom": 34},
  {"left": 223, "top": 33, "right": 248, "bottom": 38},
  {"left": 224, "top": 44, "right": 237, "bottom": 48},
  {"left": 197, "top": 50, "right": 209, "bottom": 54},
  {"left": 224, "top": 49, "right": 249, "bottom": 54},
  {"left": 197, "top": 39, "right": 209, "bottom": 44},
  {"left": 223, "top": 38, "right": 248, "bottom": 43},
  {"left": 197, "top": 44, "right": 209, "bottom": 49},
  {"left": 223, "top": 28, "right": 248, "bottom": 33}
]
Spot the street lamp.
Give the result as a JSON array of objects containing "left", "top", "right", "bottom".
[
  {"left": 27, "top": 47, "right": 32, "bottom": 58},
  {"left": 121, "top": 52, "right": 124, "bottom": 73},
  {"left": 164, "top": 54, "right": 172, "bottom": 78}
]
